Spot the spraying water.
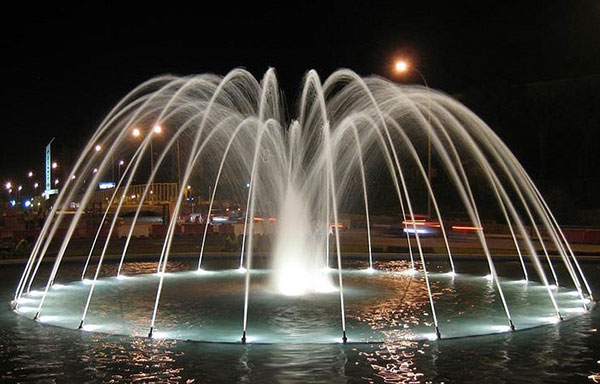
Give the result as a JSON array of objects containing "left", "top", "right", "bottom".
[{"left": 13, "top": 68, "right": 593, "bottom": 343}]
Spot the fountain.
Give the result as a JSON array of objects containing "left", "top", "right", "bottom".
[{"left": 11, "top": 69, "right": 594, "bottom": 344}]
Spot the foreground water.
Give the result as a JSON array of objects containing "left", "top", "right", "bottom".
[{"left": 2, "top": 258, "right": 599, "bottom": 383}]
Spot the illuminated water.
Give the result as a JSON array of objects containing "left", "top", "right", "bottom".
[
  {"left": 4, "top": 259, "right": 599, "bottom": 383},
  {"left": 8, "top": 69, "right": 598, "bottom": 381}
]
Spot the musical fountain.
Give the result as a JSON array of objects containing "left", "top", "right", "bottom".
[{"left": 11, "top": 69, "right": 594, "bottom": 344}]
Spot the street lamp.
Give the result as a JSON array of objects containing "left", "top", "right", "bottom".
[
  {"left": 393, "top": 59, "right": 433, "bottom": 218},
  {"left": 95, "top": 144, "right": 102, "bottom": 152},
  {"left": 27, "top": 171, "right": 33, "bottom": 178},
  {"left": 52, "top": 162, "right": 58, "bottom": 169},
  {"left": 395, "top": 60, "right": 408, "bottom": 73},
  {"left": 150, "top": 124, "right": 162, "bottom": 176},
  {"left": 118, "top": 159, "right": 125, "bottom": 180}
]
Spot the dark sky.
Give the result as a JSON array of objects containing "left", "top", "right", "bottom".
[{"left": 2, "top": 1, "right": 599, "bottom": 182}]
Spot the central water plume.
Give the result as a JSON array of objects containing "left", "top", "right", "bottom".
[{"left": 272, "top": 182, "right": 335, "bottom": 296}]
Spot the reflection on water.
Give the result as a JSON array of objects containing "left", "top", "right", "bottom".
[{"left": 1, "top": 260, "right": 599, "bottom": 383}]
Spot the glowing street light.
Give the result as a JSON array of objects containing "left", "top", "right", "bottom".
[
  {"left": 34, "top": 182, "right": 39, "bottom": 189},
  {"left": 153, "top": 124, "right": 162, "bottom": 134},
  {"left": 118, "top": 160, "right": 125, "bottom": 180},
  {"left": 94, "top": 144, "right": 102, "bottom": 152},
  {"left": 132, "top": 128, "right": 141, "bottom": 138},
  {"left": 394, "top": 60, "right": 408, "bottom": 73},
  {"left": 52, "top": 162, "right": 58, "bottom": 169},
  {"left": 27, "top": 171, "right": 33, "bottom": 178},
  {"left": 18, "top": 185, "right": 22, "bottom": 191},
  {"left": 5, "top": 182, "right": 11, "bottom": 190},
  {"left": 93, "top": 168, "right": 98, "bottom": 174},
  {"left": 54, "top": 179, "right": 59, "bottom": 186}
]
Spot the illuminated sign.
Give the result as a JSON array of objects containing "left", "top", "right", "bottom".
[{"left": 98, "top": 182, "right": 116, "bottom": 190}]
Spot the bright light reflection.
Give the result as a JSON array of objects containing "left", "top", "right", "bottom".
[
  {"left": 195, "top": 269, "right": 212, "bottom": 275},
  {"left": 17, "top": 306, "right": 35, "bottom": 313},
  {"left": 151, "top": 331, "right": 168, "bottom": 339},
  {"left": 155, "top": 272, "right": 167, "bottom": 277},
  {"left": 446, "top": 271, "right": 456, "bottom": 277},
  {"left": 28, "top": 290, "right": 44, "bottom": 297},
  {"left": 38, "top": 315, "right": 60, "bottom": 323},
  {"left": 563, "top": 307, "right": 586, "bottom": 314},
  {"left": 538, "top": 316, "right": 561, "bottom": 324},
  {"left": 17, "top": 297, "right": 34, "bottom": 304},
  {"left": 82, "top": 279, "right": 93, "bottom": 285},
  {"left": 51, "top": 283, "right": 67, "bottom": 290},
  {"left": 242, "top": 336, "right": 257, "bottom": 343},
  {"left": 484, "top": 274, "right": 494, "bottom": 281},
  {"left": 364, "top": 267, "right": 376, "bottom": 274},
  {"left": 82, "top": 324, "right": 102, "bottom": 332},
  {"left": 423, "top": 333, "right": 438, "bottom": 341},
  {"left": 490, "top": 325, "right": 512, "bottom": 333},
  {"left": 236, "top": 267, "right": 247, "bottom": 274},
  {"left": 116, "top": 275, "right": 128, "bottom": 280},
  {"left": 275, "top": 266, "right": 336, "bottom": 296}
]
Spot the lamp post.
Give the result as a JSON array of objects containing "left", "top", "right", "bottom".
[
  {"left": 151, "top": 125, "right": 162, "bottom": 177},
  {"left": 118, "top": 160, "right": 125, "bottom": 180},
  {"left": 394, "top": 59, "right": 433, "bottom": 219}
]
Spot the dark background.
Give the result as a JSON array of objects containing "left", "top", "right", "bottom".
[{"left": 1, "top": 1, "right": 599, "bottom": 223}]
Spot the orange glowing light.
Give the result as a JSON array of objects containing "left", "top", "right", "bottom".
[
  {"left": 403, "top": 220, "right": 441, "bottom": 228},
  {"left": 451, "top": 225, "right": 483, "bottom": 231},
  {"left": 395, "top": 60, "right": 408, "bottom": 73}
]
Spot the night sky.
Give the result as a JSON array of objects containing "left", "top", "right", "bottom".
[{"left": 2, "top": 1, "right": 599, "bottom": 185}]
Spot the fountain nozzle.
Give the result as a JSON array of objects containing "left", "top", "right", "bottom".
[
  {"left": 342, "top": 330, "right": 347, "bottom": 344},
  {"left": 241, "top": 330, "right": 247, "bottom": 344}
]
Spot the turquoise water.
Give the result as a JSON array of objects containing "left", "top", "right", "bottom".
[{"left": 2, "top": 258, "right": 599, "bottom": 383}]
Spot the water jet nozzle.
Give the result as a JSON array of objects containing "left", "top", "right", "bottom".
[
  {"left": 342, "top": 331, "right": 347, "bottom": 344},
  {"left": 148, "top": 327, "right": 153, "bottom": 338}
]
